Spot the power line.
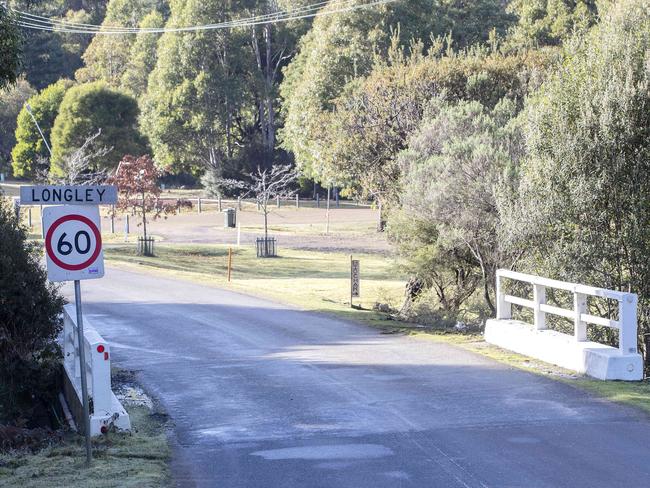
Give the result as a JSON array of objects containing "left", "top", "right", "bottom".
[
  {"left": 12, "top": 0, "right": 339, "bottom": 32},
  {"left": 12, "top": 1, "right": 371, "bottom": 34},
  {"left": 10, "top": 0, "right": 396, "bottom": 35}
]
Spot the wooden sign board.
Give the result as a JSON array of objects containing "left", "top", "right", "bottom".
[{"left": 351, "top": 259, "right": 360, "bottom": 298}]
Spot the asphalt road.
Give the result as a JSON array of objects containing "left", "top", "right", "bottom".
[{"left": 66, "top": 268, "right": 650, "bottom": 488}]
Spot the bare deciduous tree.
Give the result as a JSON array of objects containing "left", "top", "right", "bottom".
[
  {"left": 219, "top": 164, "right": 297, "bottom": 241},
  {"left": 31, "top": 130, "right": 113, "bottom": 185},
  {"left": 54, "top": 129, "right": 112, "bottom": 185}
]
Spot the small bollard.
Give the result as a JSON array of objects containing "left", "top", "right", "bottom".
[
  {"left": 227, "top": 247, "right": 233, "bottom": 282},
  {"left": 644, "top": 333, "right": 650, "bottom": 378},
  {"left": 198, "top": 198, "right": 202, "bottom": 214},
  {"left": 124, "top": 214, "right": 130, "bottom": 242},
  {"left": 218, "top": 196, "right": 222, "bottom": 212}
]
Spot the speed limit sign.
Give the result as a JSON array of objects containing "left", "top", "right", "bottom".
[{"left": 43, "top": 205, "right": 104, "bottom": 282}]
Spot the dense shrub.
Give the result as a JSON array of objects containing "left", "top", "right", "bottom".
[
  {"left": 391, "top": 98, "right": 523, "bottom": 319},
  {"left": 508, "top": 0, "right": 650, "bottom": 344},
  {"left": 0, "top": 198, "right": 64, "bottom": 424}
]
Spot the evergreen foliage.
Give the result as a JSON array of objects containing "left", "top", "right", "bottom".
[
  {"left": 120, "top": 10, "right": 166, "bottom": 97},
  {"left": 0, "top": 5, "right": 22, "bottom": 91},
  {"left": 0, "top": 79, "right": 35, "bottom": 176},
  {"left": 0, "top": 199, "right": 64, "bottom": 423},
  {"left": 279, "top": 0, "right": 516, "bottom": 180},
  {"left": 50, "top": 81, "right": 147, "bottom": 176},
  {"left": 11, "top": 0, "right": 105, "bottom": 90},
  {"left": 11, "top": 79, "right": 74, "bottom": 178},
  {"left": 76, "top": 0, "right": 167, "bottom": 86},
  {"left": 509, "top": 0, "right": 650, "bottom": 341}
]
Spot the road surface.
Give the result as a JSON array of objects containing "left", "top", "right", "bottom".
[{"left": 66, "top": 268, "right": 650, "bottom": 488}]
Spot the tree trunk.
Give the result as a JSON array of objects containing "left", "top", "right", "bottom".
[
  {"left": 264, "top": 206, "right": 268, "bottom": 241},
  {"left": 141, "top": 190, "right": 147, "bottom": 241},
  {"left": 263, "top": 23, "right": 275, "bottom": 160}
]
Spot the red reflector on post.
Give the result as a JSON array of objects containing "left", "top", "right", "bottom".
[
  {"left": 97, "top": 345, "right": 105, "bottom": 353},
  {"left": 104, "top": 352, "right": 109, "bottom": 361}
]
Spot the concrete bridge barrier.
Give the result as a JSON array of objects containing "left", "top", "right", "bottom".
[
  {"left": 485, "top": 269, "right": 643, "bottom": 381},
  {"left": 62, "top": 304, "right": 131, "bottom": 435}
]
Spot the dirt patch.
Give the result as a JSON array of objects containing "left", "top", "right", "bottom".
[{"left": 105, "top": 207, "right": 391, "bottom": 254}]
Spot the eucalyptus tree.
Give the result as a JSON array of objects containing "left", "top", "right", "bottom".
[
  {"left": 10, "top": 0, "right": 104, "bottom": 90},
  {"left": 0, "top": 5, "right": 21, "bottom": 91},
  {"left": 120, "top": 10, "right": 166, "bottom": 97},
  {"left": 249, "top": 0, "right": 312, "bottom": 168},
  {"left": 279, "top": 0, "right": 515, "bottom": 183},
  {"left": 142, "top": 0, "right": 253, "bottom": 177},
  {"left": 77, "top": 0, "right": 168, "bottom": 85}
]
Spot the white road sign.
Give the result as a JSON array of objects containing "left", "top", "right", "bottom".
[
  {"left": 20, "top": 185, "right": 117, "bottom": 205},
  {"left": 43, "top": 205, "right": 104, "bottom": 282}
]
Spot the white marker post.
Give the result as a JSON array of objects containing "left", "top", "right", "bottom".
[
  {"left": 23, "top": 185, "right": 117, "bottom": 468},
  {"left": 326, "top": 186, "right": 331, "bottom": 235}
]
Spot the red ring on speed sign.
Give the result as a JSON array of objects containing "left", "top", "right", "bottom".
[{"left": 45, "top": 214, "right": 102, "bottom": 271}]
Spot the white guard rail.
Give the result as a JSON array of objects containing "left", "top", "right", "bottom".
[
  {"left": 485, "top": 269, "right": 643, "bottom": 380},
  {"left": 63, "top": 304, "right": 130, "bottom": 435}
]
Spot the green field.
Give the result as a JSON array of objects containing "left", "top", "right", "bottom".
[{"left": 104, "top": 243, "right": 407, "bottom": 330}]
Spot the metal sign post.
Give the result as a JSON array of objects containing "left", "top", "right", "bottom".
[
  {"left": 26, "top": 184, "right": 116, "bottom": 468},
  {"left": 351, "top": 256, "right": 360, "bottom": 308},
  {"left": 42, "top": 205, "right": 106, "bottom": 467},
  {"left": 74, "top": 280, "right": 92, "bottom": 466}
]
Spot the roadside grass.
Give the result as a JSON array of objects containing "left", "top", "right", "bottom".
[
  {"left": 418, "top": 332, "right": 650, "bottom": 415},
  {"left": 104, "top": 243, "right": 406, "bottom": 330},
  {"left": 0, "top": 405, "right": 170, "bottom": 488}
]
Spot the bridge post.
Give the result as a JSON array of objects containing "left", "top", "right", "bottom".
[
  {"left": 619, "top": 294, "right": 638, "bottom": 354},
  {"left": 496, "top": 272, "right": 511, "bottom": 320},
  {"left": 574, "top": 292, "right": 588, "bottom": 341},
  {"left": 533, "top": 284, "right": 546, "bottom": 330}
]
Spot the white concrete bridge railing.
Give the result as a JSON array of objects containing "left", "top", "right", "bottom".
[
  {"left": 62, "top": 304, "right": 131, "bottom": 435},
  {"left": 485, "top": 269, "right": 643, "bottom": 381}
]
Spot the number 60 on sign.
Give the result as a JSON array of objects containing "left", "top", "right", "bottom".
[{"left": 43, "top": 205, "right": 104, "bottom": 282}]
